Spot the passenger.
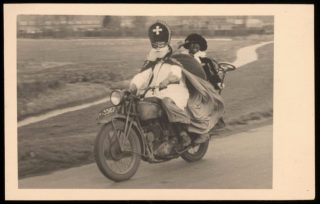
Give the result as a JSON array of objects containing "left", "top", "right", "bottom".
[
  {"left": 181, "top": 33, "right": 226, "bottom": 129},
  {"left": 182, "top": 33, "right": 224, "bottom": 91}
]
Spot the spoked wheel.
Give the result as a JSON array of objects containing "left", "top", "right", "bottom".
[
  {"left": 180, "top": 140, "right": 209, "bottom": 162},
  {"left": 94, "top": 121, "right": 141, "bottom": 182}
]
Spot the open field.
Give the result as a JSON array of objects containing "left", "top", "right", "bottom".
[
  {"left": 18, "top": 42, "right": 273, "bottom": 179},
  {"left": 17, "top": 35, "right": 273, "bottom": 120}
]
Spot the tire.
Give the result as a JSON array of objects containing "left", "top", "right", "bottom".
[
  {"left": 94, "top": 120, "right": 141, "bottom": 182},
  {"left": 180, "top": 140, "right": 209, "bottom": 162}
]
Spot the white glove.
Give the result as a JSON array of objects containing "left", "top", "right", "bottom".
[
  {"left": 217, "top": 82, "right": 225, "bottom": 90},
  {"left": 218, "top": 71, "right": 224, "bottom": 79}
]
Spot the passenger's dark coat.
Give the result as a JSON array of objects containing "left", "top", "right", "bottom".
[
  {"left": 169, "top": 54, "right": 224, "bottom": 134},
  {"left": 199, "top": 57, "right": 222, "bottom": 90}
]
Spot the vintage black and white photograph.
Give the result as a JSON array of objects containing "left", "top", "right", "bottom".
[
  {"left": 4, "top": 4, "right": 314, "bottom": 200},
  {"left": 16, "top": 14, "right": 274, "bottom": 189}
]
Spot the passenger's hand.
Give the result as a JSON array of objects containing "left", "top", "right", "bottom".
[
  {"left": 217, "top": 82, "right": 225, "bottom": 90},
  {"left": 218, "top": 71, "right": 224, "bottom": 79}
]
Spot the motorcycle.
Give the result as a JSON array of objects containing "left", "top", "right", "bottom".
[{"left": 94, "top": 62, "right": 236, "bottom": 182}]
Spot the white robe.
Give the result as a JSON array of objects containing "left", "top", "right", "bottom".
[{"left": 130, "top": 61, "right": 189, "bottom": 110}]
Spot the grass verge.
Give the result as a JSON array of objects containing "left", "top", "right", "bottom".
[
  {"left": 17, "top": 36, "right": 273, "bottom": 120},
  {"left": 18, "top": 83, "right": 110, "bottom": 121}
]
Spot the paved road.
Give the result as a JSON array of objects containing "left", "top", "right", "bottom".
[{"left": 19, "top": 125, "right": 272, "bottom": 189}]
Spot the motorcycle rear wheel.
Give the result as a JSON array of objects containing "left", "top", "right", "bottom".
[
  {"left": 180, "top": 140, "right": 209, "bottom": 162},
  {"left": 94, "top": 121, "right": 141, "bottom": 182}
]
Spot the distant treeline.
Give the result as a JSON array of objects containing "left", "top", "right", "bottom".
[{"left": 17, "top": 15, "right": 274, "bottom": 38}]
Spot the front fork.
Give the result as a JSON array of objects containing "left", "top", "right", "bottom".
[
  {"left": 110, "top": 116, "right": 135, "bottom": 152},
  {"left": 98, "top": 109, "right": 161, "bottom": 161}
]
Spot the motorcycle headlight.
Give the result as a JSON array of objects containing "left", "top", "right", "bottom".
[{"left": 110, "top": 90, "right": 123, "bottom": 105}]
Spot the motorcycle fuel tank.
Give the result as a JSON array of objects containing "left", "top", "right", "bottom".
[{"left": 137, "top": 100, "right": 162, "bottom": 121}]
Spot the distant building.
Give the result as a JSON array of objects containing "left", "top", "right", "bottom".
[
  {"left": 17, "top": 15, "right": 273, "bottom": 38},
  {"left": 17, "top": 15, "right": 103, "bottom": 37},
  {"left": 119, "top": 17, "right": 135, "bottom": 28}
]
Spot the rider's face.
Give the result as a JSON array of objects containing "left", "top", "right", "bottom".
[{"left": 188, "top": 43, "right": 201, "bottom": 55}]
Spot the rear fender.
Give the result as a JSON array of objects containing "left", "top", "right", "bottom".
[{"left": 98, "top": 114, "right": 147, "bottom": 156}]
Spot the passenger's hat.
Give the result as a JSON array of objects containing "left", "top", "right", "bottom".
[
  {"left": 183, "top": 33, "right": 208, "bottom": 51},
  {"left": 148, "top": 21, "right": 171, "bottom": 49}
]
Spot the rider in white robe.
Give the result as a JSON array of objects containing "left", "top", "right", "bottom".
[
  {"left": 130, "top": 59, "right": 189, "bottom": 111},
  {"left": 129, "top": 21, "right": 192, "bottom": 146}
]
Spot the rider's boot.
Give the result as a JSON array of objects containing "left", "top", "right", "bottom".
[
  {"left": 194, "top": 133, "right": 210, "bottom": 144},
  {"left": 176, "top": 124, "right": 191, "bottom": 147},
  {"left": 180, "top": 131, "right": 191, "bottom": 146}
]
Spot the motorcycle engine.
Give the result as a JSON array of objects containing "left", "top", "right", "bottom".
[
  {"left": 144, "top": 120, "right": 164, "bottom": 143},
  {"left": 143, "top": 120, "right": 175, "bottom": 157}
]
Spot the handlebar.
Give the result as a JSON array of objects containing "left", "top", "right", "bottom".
[
  {"left": 123, "top": 85, "right": 160, "bottom": 100},
  {"left": 141, "top": 85, "right": 160, "bottom": 97},
  {"left": 218, "top": 62, "right": 236, "bottom": 73},
  {"left": 216, "top": 62, "right": 236, "bottom": 94},
  {"left": 130, "top": 81, "right": 180, "bottom": 99}
]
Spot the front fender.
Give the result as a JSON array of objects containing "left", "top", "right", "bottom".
[
  {"left": 97, "top": 114, "right": 115, "bottom": 124},
  {"left": 98, "top": 114, "right": 147, "bottom": 156}
]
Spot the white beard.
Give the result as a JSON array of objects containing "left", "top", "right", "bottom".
[{"left": 146, "top": 46, "right": 170, "bottom": 61}]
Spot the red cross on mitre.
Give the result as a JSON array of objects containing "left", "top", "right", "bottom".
[
  {"left": 152, "top": 25, "right": 163, "bottom": 35},
  {"left": 148, "top": 21, "right": 171, "bottom": 48}
]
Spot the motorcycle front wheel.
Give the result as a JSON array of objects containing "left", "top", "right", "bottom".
[
  {"left": 94, "top": 121, "right": 141, "bottom": 182},
  {"left": 180, "top": 140, "right": 209, "bottom": 162}
]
